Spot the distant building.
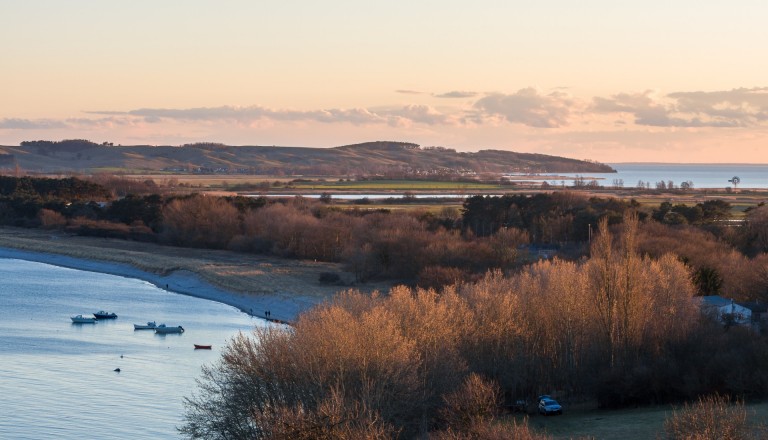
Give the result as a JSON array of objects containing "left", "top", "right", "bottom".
[{"left": 697, "top": 296, "right": 752, "bottom": 326}]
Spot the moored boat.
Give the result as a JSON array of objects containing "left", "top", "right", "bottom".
[
  {"left": 71, "top": 314, "right": 97, "bottom": 324},
  {"left": 93, "top": 311, "right": 117, "bottom": 319},
  {"left": 133, "top": 321, "right": 157, "bottom": 330},
  {"left": 154, "top": 324, "right": 184, "bottom": 334},
  {"left": 194, "top": 344, "right": 212, "bottom": 349}
]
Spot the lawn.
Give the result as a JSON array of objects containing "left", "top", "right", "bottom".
[{"left": 513, "top": 401, "right": 768, "bottom": 439}]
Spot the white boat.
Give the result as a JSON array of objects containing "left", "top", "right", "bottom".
[
  {"left": 71, "top": 314, "right": 97, "bottom": 324},
  {"left": 133, "top": 321, "right": 157, "bottom": 330},
  {"left": 154, "top": 324, "right": 184, "bottom": 334}
]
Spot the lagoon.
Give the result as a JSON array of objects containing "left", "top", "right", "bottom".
[{"left": 0, "top": 258, "right": 265, "bottom": 439}]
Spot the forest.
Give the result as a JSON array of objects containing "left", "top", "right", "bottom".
[{"left": 3, "top": 175, "right": 768, "bottom": 438}]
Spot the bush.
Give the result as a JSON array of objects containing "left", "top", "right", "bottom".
[
  {"left": 38, "top": 208, "right": 66, "bottom": 228},
  {"left": 439, "top": 374, "right": 501, "bottom": 431},
  {"left": 663, "top": 394, "right": 750, "bottom": 440},
  {"left": 417, "top": 266, "right": 467, "bottom": 290}
]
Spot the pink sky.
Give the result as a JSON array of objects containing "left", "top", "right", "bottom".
[{"left": 2, "top": 1, "right": 767, "bottom": 163}]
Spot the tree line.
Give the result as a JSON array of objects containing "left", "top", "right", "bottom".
[
  {"left": 181, "top": 217, "right": 768, "bottom": 438},
  {"left": 4, "top": 176, "right": 768, "bottom": 301}
]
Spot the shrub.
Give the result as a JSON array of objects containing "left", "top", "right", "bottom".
[
  {"left": 663, "top": 394, "right": 750, "bottom": 440},
  {"left": 417, "top": 265, "right": 467, "bottom": 290},
  {"left": 38, "top": 208, "right": 66, "bottom": 228},
  {"left": 439, "top": 374, "right": 501, "bottom": 431}
]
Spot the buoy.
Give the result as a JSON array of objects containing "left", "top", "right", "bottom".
[{"left": 114, "top": 368, "right": 121, "bottom": 372}]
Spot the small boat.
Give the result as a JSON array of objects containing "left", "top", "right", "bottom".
[
  {"left": 194, "top": 344, "right": 212, "bottom": 350},
  {"left": 93, "top": 311, "right": 117, "bottom": 319},
  {"left": 154, "top": 324, "right": 184, "bottom": 334},
  {"left": 133, "top": 321, "right": 157, "bottom": 330},
  {"left": 71, "top": 314, "right": 97, "bottom": 324}
]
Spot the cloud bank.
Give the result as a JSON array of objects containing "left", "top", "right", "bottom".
[
  {"left": 593, "top": 87, "right": 768, "bottom": 127},
  {"left": 3, "top": 87, "right": 767, "bottom": 134}
]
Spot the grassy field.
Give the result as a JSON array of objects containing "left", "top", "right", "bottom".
[
  {"left": 52, "top": 172, "right": 768, "bottom": 215},
  {"left": 287, "top": 179, "right": 510, "bottom": 191},
  {"left": 513, "top": 401, "right": 768, "bottom": 439}
]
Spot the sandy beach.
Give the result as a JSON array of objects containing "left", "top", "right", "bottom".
[{"left": 0, "top": 227, "right": 391, "bottom": 323}]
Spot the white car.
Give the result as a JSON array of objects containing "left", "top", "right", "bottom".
[{"left": 538, "top": 397, "right": 563, "bottom": 415}]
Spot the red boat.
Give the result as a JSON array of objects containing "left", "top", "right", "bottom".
[{"left": 194, "top": 344, "right": 212, "bottom": 350}]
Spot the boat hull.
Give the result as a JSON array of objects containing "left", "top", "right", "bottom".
[
  {"left": 194, "top": 344, "right": 212, "bottom": 349},
  {"left": 71, "top": 315, "right": 96, "bottom": 324},
  {"left": 155, "top": 325, "right": 184, "bottom": 334}
]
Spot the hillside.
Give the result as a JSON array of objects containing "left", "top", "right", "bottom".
[{"left": 0, "top": 140, "right": 615, "bottom": 175}]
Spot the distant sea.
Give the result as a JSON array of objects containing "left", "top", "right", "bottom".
[{"left": 542, "top": 163, "right": 768, "bottom": 189}]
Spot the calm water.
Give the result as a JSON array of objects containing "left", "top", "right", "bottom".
[
  {"left": 546, "top": 163, "right": 768, "bottom": 189},
  {"left": 0, "top": 258, "right": 268, "bottom": 439}
]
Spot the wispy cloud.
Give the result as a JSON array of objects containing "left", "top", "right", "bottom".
[
  {"left": 395, "top": 89, "right": 424, "bottom": 95},
  {"left": 0, "top": 118, "right": 68, "bottom": 129},
  {"left": 434, "top": 91, "right": 477, "bottom": 99},
  {"left": 380, "top": 105, "right": 456, "bottom": 126},
  {"left": 87, "top": 105, "right": 461, "bottom": 127},
  {"left": 88, "top": 106, "right": 389, "bottom": 125},
  {"left": 473, "top": 88, "right": 575, "bottom": 128}
]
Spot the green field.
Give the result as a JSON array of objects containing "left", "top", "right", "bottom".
[{"left": 287, "top": 179, "right": 510, "bottom": 191}]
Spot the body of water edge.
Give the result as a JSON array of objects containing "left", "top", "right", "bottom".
[
  {"left": 547, "top": 163, "right": 768, "bottom": 189},
  {"left": 0, "top": 258, "right": 267, "bottom": 439}
]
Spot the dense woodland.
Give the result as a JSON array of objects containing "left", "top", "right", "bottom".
[{"left": 3, "top": 175, "right": 768, "bottom": 438}]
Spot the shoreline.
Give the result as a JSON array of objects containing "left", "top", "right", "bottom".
[
  {"left": 0, "top": 246, "right": 306, "bottom": 324},
  {"left": 0, "top": 227, "right": 392, "bottom": 324}
]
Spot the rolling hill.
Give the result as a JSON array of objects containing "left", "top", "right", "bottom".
[{"left": 0, "top": 140, "right": 615, "bottom": 175}]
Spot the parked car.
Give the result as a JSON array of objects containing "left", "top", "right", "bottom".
[{"left": 538, "top": 396, "right": 563, "bottom": 415}]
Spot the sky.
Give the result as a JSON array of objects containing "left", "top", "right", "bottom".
[{"left": 1, "top": 1, "right": 767, "bottom": 163}]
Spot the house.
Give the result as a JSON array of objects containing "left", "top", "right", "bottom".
[
  {"left": 697, "top": 296, "right": 752, "bottom": 326},
  {"left": 739, "top": 301, "right": 768, "bottom": 333}
]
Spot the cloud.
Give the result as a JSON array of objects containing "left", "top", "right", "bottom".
[
  {"left": 473, "top": 88, "right": 575, "bottom": 128},
  {"left": 0, "top": 118, "right": 68, "bottom": 129},
  {"left": 434, "top": 91, "right": 477, "bottom": 99},
  {"left": 8, "top": 86, "right": 767, "bottom": 140},
  {"left": 379, "top": 104, "right": 456, "bottom": 126},
  {"left": 87, "top": 105, "right": 462, "bottom": 127},
  {"left": 0, "top": 116, "right": 149, "bottom": 131},
  {"left": 395, "top": 89, "right": 424, "bottom": 95},
  {"left": 88, "top": 106, "right": 385, "bottom": 125},
  {"left": 592, "top": 88, "right": 768, "bottom": 127}
]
